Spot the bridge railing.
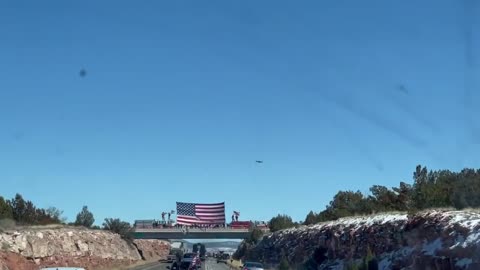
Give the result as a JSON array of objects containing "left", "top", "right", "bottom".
[{"left": 133, "top": 227, "right": 270, "bottom": 233}]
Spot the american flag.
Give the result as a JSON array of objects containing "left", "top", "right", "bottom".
[
  {"left": 190, "top": 253, "right": 201, "bottom": 268},
  {"left": 176, "top": 202, "right": 225, "bottom": 225}
]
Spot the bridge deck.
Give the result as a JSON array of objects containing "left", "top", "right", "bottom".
[{"left": 133, "top": 228, "right": 268, "bottom": 240}]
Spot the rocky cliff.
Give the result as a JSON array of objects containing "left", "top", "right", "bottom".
[
  {"left": 132, "top": 239, "right": 170, "bottom": 261},
  {"left": 241, "top": 210, "right": 480, "bottom": 269},
  {"left": 0, "top": 226, "right": 169, "bottom": 270}
]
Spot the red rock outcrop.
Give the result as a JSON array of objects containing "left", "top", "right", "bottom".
[
  {"left": 0, "top": 226, "right": 170, "bottom": 270},
  {"left": 133, "top": 239, "right": 170, "bottom": 261}
]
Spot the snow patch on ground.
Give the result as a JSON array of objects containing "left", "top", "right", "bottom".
[
  {"left": 446, "top": 211, "right": 480, "bottom": 229},
  {"left": 456, "top": 258, "right": 473, "bottom": 269},
  {"left": 450, "top": 235, "right": 465, "bottom": 249},
  {"left": 308, "top": 213, "right": 408, "bottom": 232},
  {"left": 378, "top": 257, "right": 392, "bottom": 270},
  {"left": 463, "top": 232, "right": 480, "bottom": 247},
  {"left": 377, "top": 246, "right": 414, "bottom": 270},
  {"left": 273, "top": 210, "right": 480, "bottom": 269},
  {"left": 295, "top": 210, "right": 480, "bottom": 235},
  {"left": 422, "top": 238, "right": 443, "bottom": 255}
]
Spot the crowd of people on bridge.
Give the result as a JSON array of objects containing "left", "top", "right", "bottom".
[
  {"left": 136, "top": 220, "right": 268, "bottom": 231},
  {"left": 134, "top": 210, "right": 268, "bottom": 231}
]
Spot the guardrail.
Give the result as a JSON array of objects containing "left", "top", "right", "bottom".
[
  {"left": 133, "top": 227, "right": 270, "bottom": 239},
  {"left": 134, "top": 227, "right": 269, "bottom": 232}
]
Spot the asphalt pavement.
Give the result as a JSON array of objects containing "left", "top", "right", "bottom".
[{"left": 132, "top": 258, "right": 234, "bottom": 270}]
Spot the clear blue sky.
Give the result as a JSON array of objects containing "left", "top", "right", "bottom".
[{"left": 1, "top": 0, "right": 479, "bottom": 225}]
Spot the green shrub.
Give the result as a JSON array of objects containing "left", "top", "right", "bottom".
[
  {"left": 304, "top": 164, "right": 480, "bottom": 224},
  {"left": 0, "top": 197, "right": 13, "bottom": 220},
  {"left": 278, "top": 256, "right": 290, "bottom": 270},
  {"left": 1, "top": 242, "right": 10, "bottom": 251},
  {"left": 0, "top": 219, "right": 16, "bottom": 231},
  {"left": 246, "top": 227, "right": 264, "bottom": 244},
  {"left": 269, "top": 214, "right": 295, "bottom": 232},
  {"left": 103, "top": 218, "right": 133, "bottom": 241},
  {"left": 75, "top": 206, "right": 95, "bottom": 228}
]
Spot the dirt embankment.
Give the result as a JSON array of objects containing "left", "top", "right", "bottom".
[{"left": 0, "top": 226, "right": 169, "bottom": 270}]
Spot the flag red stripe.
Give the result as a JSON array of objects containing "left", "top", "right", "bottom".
[
  {"left": 196, "top": 213, "right": 224, "bottom": 217},
  {"left": 177, "top": 215, "right": 225, "bottom": 221},
  {"left": 195, "top": 206, "right": 225, "bottom": 211},
  {"left": 196, "top": 211, "right": 224, "bottom": 214},
  {"left": 194, "top": 202, "right": 224, "bottom": 206},
  {"left": 176, "top": 220, "right": 225, "bottom": 225},
  {"left": 196, "top": 215, "right": 224, "bottom": 219},
  {"left": 177, "top": 216, "right": 199, "bottom": 221},
  {"left": 195, "top": 204, "right": 224, "bottom": 207},
  {"left": 176, "top": 202, "right": 225, "bottom": 225},
  {"left": 195, "top": 208, "right": 225, "bottom": 212}
]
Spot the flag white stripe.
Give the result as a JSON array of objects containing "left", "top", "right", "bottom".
[
  {"left": 177, "top": 216, "right": 199, "bottom": 221},
  {"left": 195, "top": 212, "right": 225, "bottom": 215},
  {"left": 196, "top": 213, "right": 224, "bottom": 216},
  {"left": 177, "top": 215, "right": 225, "bottom": 221},
  {"left": 176, "top": 220, "right": 225, "bottom": 225},
  {"left": 195, "top": 204, "right": 225, "bottom": 209},
  {"left": 176, "top": 202, "right": 225, "bottom": 225},
  {"left": 195, "top": 208, "right": 225, "bottom": 212},
  {"left": 196, "top": 216, "right": 225, "bottom": 220},
  {"left": 197, "top": 216, "right": 224, "bottom": 219}
]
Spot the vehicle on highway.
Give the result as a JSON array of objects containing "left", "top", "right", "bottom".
[
  {"left": 241, "top": 262, "right": 264, "bottom": 270},
  {"left": 216, "top": 253, "right": 230, "bottom": 264},
  {"left": 167, "top": 254, "right": 177, "bottom": 263},
  {"left": 167, "top": 253, "right": 191, "bottom": 270},
  {"left": 183, "top": 252, "right": 195, "bottom": 259},
  {"left": 167, "top": 261, "right": 179, "bottom": 270},
  {"left": 180, "top": 259, "right": 193, "bottom": 270},
  {"left": 168, "top": 259, "right": 201, "bottom": 270}
]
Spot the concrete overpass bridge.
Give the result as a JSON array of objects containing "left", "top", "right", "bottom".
[{"left": 133, "top": 228, "right": 268, "bottom": 240}]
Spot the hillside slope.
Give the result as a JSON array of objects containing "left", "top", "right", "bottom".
[
  {"left": 240, "top": 210, "right": 480, "bottom": 269},
  {"left": 0, "top": 226, "right": 169, "bottom": 270}
]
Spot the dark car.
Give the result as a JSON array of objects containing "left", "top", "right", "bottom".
[
  {"left": 183, "top": 253, "right": 195, "bottom": 259},
  {"left": 217, "top": 253, "right": 230, "bottom": 264},
  {"left": 168, "top": 259, "right": 198, "bottom": 270},
  {"left": 180, "top": 260, "right": 192, "bottom": 270},
  {"left": 167, "top": 261, "right": 179, "bottom": 270},
  {"left": 167, "top": 254, "right": 177, "bottom": 263}
]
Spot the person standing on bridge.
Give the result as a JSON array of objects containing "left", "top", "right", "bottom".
[
  {"left": 168, "top": 212, "right": 171, "bottom": 222},
  {"left": 161, "top": 212, "right": 165, "bottom": 223}
]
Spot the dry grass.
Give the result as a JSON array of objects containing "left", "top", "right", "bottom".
[
  {"left": 1, "top": 223, "right": 103, "bottom": 232},
  {"left": 0, "top": 219, "right": 16, "bottom": 231},
  {"left": 1, "top": 242, "right": 11, "bottom": 251}
]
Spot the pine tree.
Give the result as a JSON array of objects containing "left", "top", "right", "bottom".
[
  {"left": 0, "top": 197, "right": 13, "bottom": 220},
  {"left": 75, "top": 206, "right": 95, "bottom": 227}
]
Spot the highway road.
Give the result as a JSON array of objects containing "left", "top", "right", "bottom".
[{"left": 132, "top": 258, "right": 236, "bottom": 270}]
